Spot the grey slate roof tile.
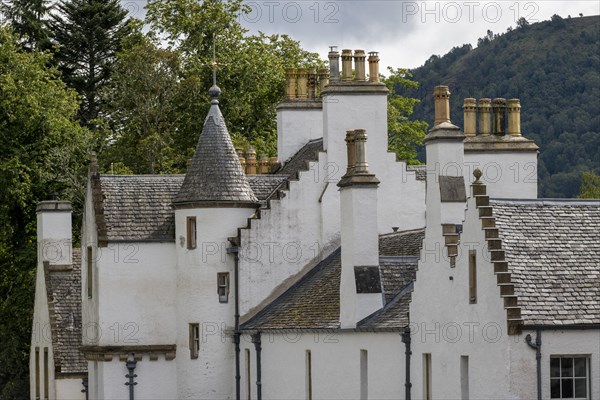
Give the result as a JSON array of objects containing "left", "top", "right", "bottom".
[
  {"left": 44, "top": 248, "right": 87, "bottom": 375},
  {"left": 241, "top": 230, "right": 424, "bottom": 330},
  {"left": 99, "top": 174, "right": 289, "bottom": 242},
  {"left": 174, "top": 103, "right": 257, "bottom": 205},
  {"left": 276, "top": 138, "right": 323, "bottom": 177},
  {"left": 492, "top": 199, "right": 600, "bottom": 326}
]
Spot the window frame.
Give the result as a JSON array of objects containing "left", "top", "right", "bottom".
[
  {"left": 217, "top": 272, "right": 230, "bottom": 303},
  {"left": 187, "top": 217, "right": 197, "bottom": 250},
  {"left": 189, "top": 323, "right": 200, "bottom": 359},
  {"left": 550, "top": 355, "right": 590, "bottom": 399}
]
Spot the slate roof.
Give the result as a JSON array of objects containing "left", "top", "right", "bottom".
[
  {"left": 241, "top": 229, "right": 424, "bottom": 330},
  {"left": 407, "top": 165, "right": 427, "bottom": 181},
  {"left": 492, "top": 199, "right": 600, "bottom": 326},
  {"left": 44, "top": 248, "right": 87, "bottom": 375},
  {"left": 276, "top": 138, "right": 323, "bottom": 177},
  {"left": 97, "top": 174, "right": 289, "bottom": 242},
  {"left": 174, "top": 101, "right": 258, "bottom": 205}
]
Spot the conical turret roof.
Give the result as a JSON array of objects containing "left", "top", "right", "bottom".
[{"left": 174, "top": 91, "right": 258, "bottom": 207}]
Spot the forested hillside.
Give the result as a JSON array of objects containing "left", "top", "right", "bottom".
[{"left": 406, "top": 15, "right": 600, "bottom": 198}]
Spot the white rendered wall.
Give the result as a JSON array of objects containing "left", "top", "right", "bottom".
[
  {"left": 277, "top": 107, "right": 323, "bottom": 162},
  {"left": 94, "top": 356, "right": 177, "bottom": 400},
  {"left": 410, "top": 193, "right": 516, "bottom": 400},
  {"left": 239, "top": 155, "right": 329, "bottom": 318},
  {"left": 175, "top": 207, "right": 255, "bottom": 399},
  {"left": 322, "top": 92, "right": 426, "bottom": 233},
  {"left": 464, "top": 151, "right": 537, "bottom": 199},
  {"left": 37, "top": 206, "right": 72, "bottom": 265},
  {"left": 95, "top": 242, "right": 177, "bottom": 346},
  {"left": 56, "top": 379, "right": 85, "bottom": 400},
  {"left": 509, "top": 329, "right": 600, "bottom": 399},
  {"left": 240, "top": 332, "right": 405, "bottom": 400}
]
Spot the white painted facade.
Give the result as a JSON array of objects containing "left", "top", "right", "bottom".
[{"left": 277, "top": 104, "right": 323, "bottom": 162}]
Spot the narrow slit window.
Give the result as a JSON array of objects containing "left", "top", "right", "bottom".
[
  {"left": 35, "top": 347, "right": 40, "bottom": 400},
  {"left": 43, "top": 347, "right": 49, "bottom": 400},
  {"left": 217, "top": 273, "right": 230, "bottom": 303},
  {"left": 423, "top": 353, "right": 432, "bottom": 400},
  {"left": 469, "top": 250, "right": 477, "bottom": 304},
  {"left": 187, "top": 217, "right": 197, "bottom": 249},
  {"left": 245, "top": 349, "right": 251, "bottom": 400},
  {"left": 189, "top": 323, "right": 200, "bottom": 359},
  {"left": 461, "top": 355, "right": 469, "bottom": 400},
  {"left": 360, "top": 349, "right": 368, "bottom": 400},
  {"left": 87, "top": 246, "right": 93, "bottom": 299},
  {"left": 306, "top": 350, "right": 312, "bottom": 400}
]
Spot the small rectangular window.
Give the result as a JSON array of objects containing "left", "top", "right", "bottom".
[
  {"left": 550, "top": 356, "right": 589, "bottom": 399},
  {"left": 87, "top": 246, "right": 93, "bottom": 299},
  {"left": 246, "top": 349, "right": 252, "bottom": 400},
  {"left": 189, "top": 323, "right": 200, "bottom": 359},
  {"left": 423, "top": 353, "right": 432, "bottom": 400},
  {"left": 35, "top": 347, "right": 40, "bottom": 399},
  {"left": 306, "top": 350, "right": 312, "bottom": 400},
  {"left": 43, "top": 347, "right": 49, "bottom": 400},
  {"left": 461, "top": 355, "right": 469, "bottom": 400},
  {"left": 469, "top": 250, "right": 477, "bottom": 304},
  {"left": 217, "top": 273, "right": 230, "bottom": 303},
  {"left": 187, "top": 217, "right": 197, "bottom": 249},
  {"left": 360, "top": 349, "right": 368, "bottom": 400}
]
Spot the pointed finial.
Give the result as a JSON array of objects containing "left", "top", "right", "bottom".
[{"left": 208, "top": 38, "right": 221, "bottom": 102}]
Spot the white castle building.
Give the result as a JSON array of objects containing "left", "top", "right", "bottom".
[{"left": 30, "top": 48, "right": 599, "bottom": 400}]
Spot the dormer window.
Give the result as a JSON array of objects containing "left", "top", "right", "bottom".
[{"left": 187, "top": 217, "right": 197, "bottom": 249}]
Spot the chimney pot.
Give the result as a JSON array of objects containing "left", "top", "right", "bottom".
[
  {"left": 492, "top": 98, "right": 507, "bottom": 135},
  {"left": 296, "top": 68, "right": 308, "bottom": 99},
  {"left": 477, "top": 98, "right": 492, "bottom": 136},
  {"left": 269, "top": 156, "right": 279, "bottom": 173},
  {"left": 344, "top": 130, "right": 356, "bottom": 176},
  {"left": 353, "top": 50, "right": 366, "bottom": 81},
  {"left": 285, "top": 68, "right": 297, "bottom": 100},
  {"left": 433, "top": 85, "right": 451, "bottom": 126},
  {"left": 318, "top": 68, "right": 330, "bottom": 93},
  {"left": 259, "top": 154, "right": 270, "bottom": 174},
  {"left": 368, "top": 52, "right": 380, "bottom": 82},
  {"left": 308, "top": 67, "right": 318, "bottom": 99},
  {"left": 341, "top": 49, "right": 353, "bottom": 81},
  {"left": 353, "top": 129, "right": 370, "bottom": 174},
  {"left": 328, "top": 46, "right": 340, "bottom": 81},
  {"left": 463, "top": 98, "right": 477, "bottom": 137},
  {"left": 507, "top": 99, "right": 522, "bottom": 136},
  {"left": 246, "top": 147, "right": 257, "bottom": 174}
]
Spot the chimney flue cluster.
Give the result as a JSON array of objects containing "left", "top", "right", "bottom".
[
  {"left": 339, "top": 129, "right": 379, "bottom": 187},
  {"left": 332, "top": 48, "right": 381, "bottom": 83},
  {"left": 236, "top": 147, "right": 280, "bottom": 175},
  {"left": 284, "top": 67, "right": 331, "bottom": 100},
  {"left": 463, "top": 97, "right": 522, "bottom": 137}
]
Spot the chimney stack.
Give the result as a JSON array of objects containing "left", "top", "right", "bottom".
[
  {"left": 285, "top": 68, "right": 297, "bottom": 100},
  {"left": 368, "top": 52, "right": 380, "bottom": 82},
  {"left": 269, "top": 157, "right": 279, "bottom": 173},
  {"left": 341, "top": 49, "right": 353, "bottom": 81},
  {"left": 463, "top": 98, "right": 477, "bottom": 137},
  {"left": 353, "top": 50, "right": 366, "bottom": 81},
  {"left": 478, "top": 98, "right": 492, "bottom": 136},
  {"left": 328, "top": 46, "right": 340, "bottom": 81},
  {"left": 433, "top": 85, "right": 452, "bottom": 126},
  {"left": 258, "top": 154, "right": 270, "bottom": 174},
  {"left": 338, "top": 129, "right": 381, "bottom": 328},
  {"left": 507, "top": 99, "right": 521, "bottom": 136},
  {"left": 492, "top": 98, "right": 506, "bottom": 135}
]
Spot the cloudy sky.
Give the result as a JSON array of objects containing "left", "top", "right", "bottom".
[{"left": 121, "top": 1, "right": 599, "bottom": 70}]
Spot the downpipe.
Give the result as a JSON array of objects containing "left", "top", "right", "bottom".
[
  {"left": 401, "top": 326, "right": 412, "bottom": 400},
  {"left": 227, "top": 244, "right": 241, "bottom": 400},
  {"left": 525, "top": 329, "right": 542, "bottom": 400}
]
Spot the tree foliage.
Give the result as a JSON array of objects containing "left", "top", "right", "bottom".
[
  {"left": 0, "top": 26, "right": 89, "bottom": 399},
  {"left": 578, "top": 171, "right": 600, "bottom": 198},
  {"left": 49, "top": 0, "right": 131, "bottom": 127},
  {"left": 408, "top": 15, "right": 600, "bottom": 197},
  {"left": 0, "top": 0, "right": 51, "bottom": 50}
]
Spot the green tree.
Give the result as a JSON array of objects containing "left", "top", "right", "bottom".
[
  {"left": 0, "top": 0, "right": 51, "bottom": 50},
  {"left": 0, "top": 26, "right": 90, "bottom": 399},
  {"left": 49, "top": 0, "right": 131, "bottom": 127},
  {"left": 578, "top": 171, "right": 600, "bottom": 198},
  {"left": 384, "top": 67, "right": 428, "bottom": 164}
]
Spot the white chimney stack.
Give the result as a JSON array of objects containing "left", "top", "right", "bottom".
[
  {"left": 37, "top": 199, "right": 72, "bottom": 266},
  {"left": 338, "top": 129, "right": 382, "bottom": 328}
]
